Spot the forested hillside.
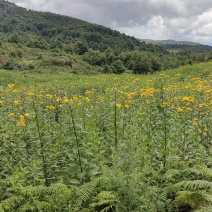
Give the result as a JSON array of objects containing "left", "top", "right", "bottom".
[{"left": 0, "top": 0, "right": 212, "bottom": 74}]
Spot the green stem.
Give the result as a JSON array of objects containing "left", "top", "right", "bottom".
[
  {"left": 32, "top": 99, "right": 49, "bottom": 186},
  {"left": 70, "top": 104, "right": 83, "bottom": 183}
]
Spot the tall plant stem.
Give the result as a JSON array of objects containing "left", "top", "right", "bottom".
[
  {"left": 69, "top": 105, "right": 83, "bottom": 182},
  {"left": 32, "top": 99, "right": 49, "bottom": 186},
  {"left": 161, "top": 89, "right": 168, "bottom": 170},
  {"left": 114, "top": 89, "right": 118, "bottom": 150}
]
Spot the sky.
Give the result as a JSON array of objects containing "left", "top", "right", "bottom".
[{"left": 8, "top": 0, "right": 212, "bottom": 46}]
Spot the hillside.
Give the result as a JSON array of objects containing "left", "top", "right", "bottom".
[
  {"left": 141, "top": 39, "right": 212, "bottom": 53},
  {"left": 0, "top": 0, "right": 166, "bottom": 53},
  {"left": 141, "top": 39, "right": 200, "bottom": 46},
  {"left": 0, "top": 0, "right": 212, "bottom": 74}
]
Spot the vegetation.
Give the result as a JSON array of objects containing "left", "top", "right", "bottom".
[
  {"left": 0, "top": 62, "right": 212, "bottom": 211},
  {"left": 0, "top": 0, "right": 212, "bottom": 75},
  {"left": 0, "top": 1, "right": 212, "bottom": 211}
]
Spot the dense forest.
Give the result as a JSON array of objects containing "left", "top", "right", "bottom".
[{"left": 0, "top": 0, "right": 212, "bottom": 74}]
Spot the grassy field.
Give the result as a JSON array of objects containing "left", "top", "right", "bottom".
[{"left": 0, "top": 62, "right": 211, "bottom": 211}]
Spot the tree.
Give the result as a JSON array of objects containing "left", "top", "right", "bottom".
[
  {"left": 112, "top": 59, "right": 126, "bottom": 74},
  {"left": 74, "top": 41, "right": 88, "bottom": 55},
  {"left": 133, "top": 57, "right": 151, "bottom": 74}
]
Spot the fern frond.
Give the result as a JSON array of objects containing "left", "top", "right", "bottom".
[
  {"left": 172, "top": 180, "right": 212, "bottom": 192},
  {"left": 47, "top": 183, "right": 71, "bottom": 195},
  {"left": 32, "top": 200, "right": 50, "bottom": 210},
  {"left": 100, "top": 205, "right": 116, "bottom": 212},
  {"left": 195, "top": 205, "right": 212, "bottom": 212},
  {"left": 0, "top": 195, "right": 24, "bottom": 210},
  {"left": 172, "top": 191, "right": 211, "bottom": 210},
  {"left": 90, "top": 191, "right": 117, "bottom": 212},
  {"left": 163, "top": 169, "right": 181, "bottom": 180}
]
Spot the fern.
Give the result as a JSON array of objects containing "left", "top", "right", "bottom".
[
  {"left": 172, "top": 191, "right": 212, "bottom": 211},
  {"left": 171, "top": 180, "right": 212, "bottom": 191},
  {"left": 195, "top": 205, "right": 212, "bottom": 212},
  {"left": 90, "top": 191, "right": 118, "bottom": 212},
  {"left": 169, "top": 179, "right": 212, "bottom": 211}
]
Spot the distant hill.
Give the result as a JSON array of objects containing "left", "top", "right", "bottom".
[
  {"left": 140, "top": 39, "right": 212, "bottom": 53},
  {"left": 141, "top": 39, "right": 200, "bottom": 46}
]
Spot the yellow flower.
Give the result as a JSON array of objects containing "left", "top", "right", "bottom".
[
  {"left": 9, "top": 113, "right": 14, "bottom": 117},
  {"left": 203, "top": 128, "right": 209, "bottom": 132},
  {"left": 24, "top": 113, "right": 29, "bottom": 117},
  {"left": 124, "top": 104, "right": 129, "bottom": 109},
  {"left": 193, "top": 121, "right": 198, "bottom": 126},
  {"left": 85, "top": 90, "right": 92, "bottom": 94},
  {"left": 177, "top": 107, "right": 183, "bottom": 113},
  {"left": 85, "top": 97, "right": 90, "bottom": 102},
  {"left": 45, "top": 105, "right": 55, "bottom": 110},
  {"left": 185, "top": 107, "right": 192, "bottom": 111},
  {"left": 17, "top": 115, "right": 25, "bottom": 127},
  {"left": 27, "top": 92, "right": 35, "bottom": 96},
  {"left": 63, "top": 97, "right": 69, "bottom": 103},
  {"left": 116, "top": 103, "right": 122, "bottom": 109},
  {"left": 45, "top": 94, "right": 53, "bottom": 99},
  {"left": 0, "top": 100, "right": 3, "bottom": 104},
  {"left": 56, "top": 97, "right": 62, "bottom": 102},
  {"left": 14, "top": 100, "right": 19, "bottom": 104},
  {"left": 18, "top": 120, "right": 25, "bottom": 127},
  {"left": 7, "top": 84, "right": 15, "bottom": 89}
]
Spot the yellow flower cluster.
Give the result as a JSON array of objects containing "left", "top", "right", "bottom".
[{"left": 17, "top": 115, "right": 25, "bottom": 127}]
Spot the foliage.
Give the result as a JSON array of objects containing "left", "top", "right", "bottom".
[
  {"left": 0, "top": 62, "right": 212, "bottom": 211},
  {"left": 0, "top": 0, "right": 211, "bottom": 75}
]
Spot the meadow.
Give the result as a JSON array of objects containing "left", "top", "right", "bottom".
[{"left": 0, "top": 62, "right": 211, "bottom": 211}]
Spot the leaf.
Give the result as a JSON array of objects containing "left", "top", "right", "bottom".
[
  {"left": 89, "top": 168, "right": 101, "bottom": 176},
  {"left": 69, "top": 179, "right": 81, "bottom": 185}
]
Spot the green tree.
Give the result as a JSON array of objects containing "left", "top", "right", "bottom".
[{"left": 112, "top": 59, "right": 126, "bottom": 74}]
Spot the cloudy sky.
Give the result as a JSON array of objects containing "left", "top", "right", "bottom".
[{"left": 8, "top": 0, "right": 212, "bottom": 45}]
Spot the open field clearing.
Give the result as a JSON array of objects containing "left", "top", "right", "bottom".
[{"left": 0, "top": 62, "right": 212, "bottom": 211}]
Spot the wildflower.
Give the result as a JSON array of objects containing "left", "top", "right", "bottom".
[
  {"left": 193, "top": 121, "right": 198, "bottom": 126},
  {"left": 7, "top": 84, "right": 14, "bottom": 89},
  {"left": 45, "top": 105, "right": 55, "bottom": 110},
  {"left": 27, "top": 92, "right": 35, "bottom": 96},
  {"left": 73, "top": 96, "right": 78, "bottom": 101},
  {"left": 24, "top": 113, "right": 29, "bottom": 117},
  {"left": 14, "top": 100, "right": 19, "bottom": 104},
  {"left": 177, "top": 108, "right": 183, "bottom": 113},
  {"left": 9, "top": 113, "right": 14, "bottom": 117},
  {"left": 185, "top": 107, "right": 192, "bottom": 111},
  {"left": 116, "top": 103, "right": 122, "bottom": 109},
  {"left": 0, "top": 100, "right": 3, "bottom": 104},
  {"left": 17, "top": 115, "right": 25, "bottom": 127},
  {"left": 56, "top": 97, "right": 62, "bottom": 102},
  {"left": 85, "top": 90, "right": 92, "bottom": 94},
  {"left": 124, "top": 104, "right": 129, "bottom": 109},
  {"left": 140, "top": 87, "right": 155, "bottom": 97},
  {"left": 45, "top": 94, "right": 53, "bottom": 99},
  {"left": 203, "top": 128, "right": 209, "bottom": 132},
  {"left": 85, "top": 97, "right": 90, "bottom": 102},
  {"left": 63, "top": 97, "right": 69, "bottom": 103},
  {"left": 182, "top": 96, "right": 194, "bottom": 102}
]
